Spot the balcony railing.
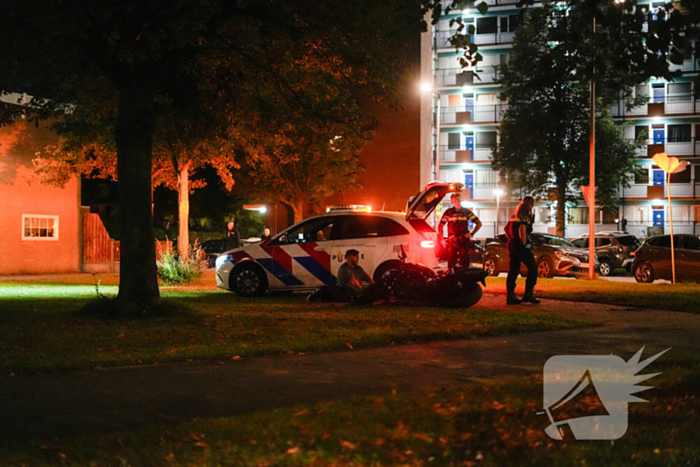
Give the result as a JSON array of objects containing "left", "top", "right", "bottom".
[
  {"left": 439, "top": 0, "right": 521, "bottom": 11},
  {"left": 611, "top": 95, "right": 700, "bottom": 117},
  {"left": 436, "top": 66, "right": 502, "bottom": 86},
  {"left": 438, "top": 103, "right": 508, "bottom": 123},
  {"left": 626, "top": 137, "right": 700, "bottom": 157},
  {"left": 438, "top": 144, "right": 494, "bottom": 162},
  {"left": 620, "top": 180, "right": 700, "bottom": 199}
]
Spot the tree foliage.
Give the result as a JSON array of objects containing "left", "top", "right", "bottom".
[
  {"left": 0, "top": 0, "right": 445, "bottom": 311},
  {"left": 492, "top": 7, "right": 642, "bottom": 236},
  {"left": 236, "top": 121, "right": 371, "bottom": 224}
]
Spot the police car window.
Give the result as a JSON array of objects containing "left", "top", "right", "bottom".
[
  {"left": 336, "top": 215, "right": 383, "bottom": 239},
  {"left": 378, "top": 218, "right": 410, "bottom": 237},
  {"left": 277, "top": 218, "right": 334, "bottom": 244}
]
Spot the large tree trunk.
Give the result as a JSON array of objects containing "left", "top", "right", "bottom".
[
  {"left": 115, "top": 85, "right": 160, "bottom": 310},
  {"left": 556, "top": 184, "right": 567, "bottom": 238},
  {"left": 289, "top": 200, "right": 304, "bottom": 224},
  {"left": 178, "top": 160, "right": 191, "bottom": 258}
]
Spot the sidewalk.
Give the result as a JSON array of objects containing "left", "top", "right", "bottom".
[{"left": 2, "top": 296, "right": 699, "bottom": 445}]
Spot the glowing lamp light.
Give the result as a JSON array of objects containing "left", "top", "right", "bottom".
[
  {"left": 420, "top": 82, "right": 433, "bottom": 93},
  {"left": 259, "top": 207, "right": 267, "bottom": 213}
]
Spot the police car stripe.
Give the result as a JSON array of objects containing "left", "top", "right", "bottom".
[
  {"left": 261, "top": 244, "right": 294, "bottom": 274},
  {"left": 256, "top": 258, "right": 304, "bottom": 286},
  {"left": 294, "top": 257, "right": 335, "bottom": 285},
  {"left": 297, "top": 242, "right": 332, "bottom": 272}
]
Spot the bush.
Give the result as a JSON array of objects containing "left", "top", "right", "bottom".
[{"left": 156, "top": 239, "right": 207, "bottom": 285}]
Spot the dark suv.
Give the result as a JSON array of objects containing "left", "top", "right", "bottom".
[
  {"left": 570, "top": 232, "right": 641, "bottom": 276},
  {"left": 483, "top": 233, "right": 594, "bottom": 278},
  {"left": 632, "top": 234, "right": 700, "bottom": 283}
]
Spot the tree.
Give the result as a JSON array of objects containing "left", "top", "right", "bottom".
[
  {"left": 448, "top": 0, "right": 699, "bottom": 91},
  {"left": 1, "top": 0, "right": 447, "bottom": 312},
  {"left": 237, "top": 122, "right": 370, "bottom": 224},
  {"left": 33, "top": 108, "right": 239, "bottom": 258},
  {"left": 492, "top": 7, "right": 642, "bottom": 237}
]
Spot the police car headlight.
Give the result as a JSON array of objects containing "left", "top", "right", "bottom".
[
  {"left": 555, "top": 251, "right": 567, "bottom": 259},
  {"left": 215, "top": 254, "right": 231, "bottom": 269}
]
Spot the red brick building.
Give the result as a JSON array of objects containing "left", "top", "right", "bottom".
[{"left": 0, "top": 121, "right": 81, "bottom": 275}]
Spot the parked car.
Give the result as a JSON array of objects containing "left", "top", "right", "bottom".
[
  {"left": 570, "top": 232, "right": 640, "bottom": 276},
  {"left": 632, "top": 234, "right": 700, "bottom": 283},
  {"left": 436, "top": 239, "right": 485, "bottom": 267},
  {"left": 482, "top": 232, "right": 596, "bottom": 278},
  {"left": 215, "top": 182, "right": 464, "bottom": 296},
  {"left": 201, "top": 239, "right": 228, "bottom": 268}
]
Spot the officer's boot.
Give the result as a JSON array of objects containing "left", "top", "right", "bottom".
[{"left": 506, "top": 294, "right": 522, "bottom": 305}]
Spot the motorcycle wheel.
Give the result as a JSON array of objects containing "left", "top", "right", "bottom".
[{"left": 439, "top": 282, "right": 483, "bottom": 309}]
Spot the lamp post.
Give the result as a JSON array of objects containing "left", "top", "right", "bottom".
[
  {"left": 652, "top": 152, "right": 690, "bottom": 284},
  {"left": 421, "top": 82, "right": 441, "bottom": 181},
  {"left": 493, "top": 188, "right": 504, "bottom": 236}
]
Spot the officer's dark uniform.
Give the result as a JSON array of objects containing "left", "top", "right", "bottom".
[
  {"left": 439, "top": 206, "right": 478, "bottom": 269},
  {"left": 506, "top": 205, "right": 538, "bottom": 300}
]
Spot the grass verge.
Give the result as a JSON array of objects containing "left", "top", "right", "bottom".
[
  {"left": 2, "top": 356, "right": 697, "bottom": 466},
  {"left": 0, "top": 278, "right": 593, "bottom": 375},
  {"left": 487, "top": 276, "right": 700, "bottom": 313}
]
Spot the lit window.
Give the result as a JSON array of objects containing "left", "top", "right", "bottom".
[{"left": 22, "top": 215, "right": 59, "bottom": 241}]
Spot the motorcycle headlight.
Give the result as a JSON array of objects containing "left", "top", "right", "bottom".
[{"left": 215, "top": 254, "right": 231, "bottom": 269}]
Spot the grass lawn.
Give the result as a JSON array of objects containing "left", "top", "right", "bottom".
[
  {"left": 0, "top": 274, "right": 592, "bottom": 376},
  {"left": 487, "top": 276, "right": 700, "bottom": 314},
  {"left": 2, "top": 357, "right": 697, "bottom": 466}
]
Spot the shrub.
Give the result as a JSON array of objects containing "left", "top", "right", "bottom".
[{"left": 156, "top": 239, "right": 207, "bottom": 285}]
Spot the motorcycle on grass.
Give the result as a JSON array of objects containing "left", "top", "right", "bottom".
[{"left": 377, "top": 245, "right": 487, "bottom": 309}]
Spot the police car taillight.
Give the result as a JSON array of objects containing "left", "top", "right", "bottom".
[{"left": 419, "top": 240, "right": 435, "bottom": 248}]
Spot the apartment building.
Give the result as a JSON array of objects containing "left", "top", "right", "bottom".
[{"left": 426, "top": 0, "right": 700, "bottom": 239}]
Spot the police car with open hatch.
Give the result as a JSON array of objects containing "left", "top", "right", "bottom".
[{"left": 215, "top": 182, "right": 463, "bottom": 296}]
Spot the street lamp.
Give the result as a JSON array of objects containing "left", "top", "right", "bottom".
[
  {"left": 421, "top": 82, "right": 441, "bottom": 182},
  {"left": 493, "top": 188, "right": 504, "bottom": 236}
]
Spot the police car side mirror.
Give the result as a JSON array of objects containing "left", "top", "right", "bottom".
[{"left": 278, "top": 235, "right": 288, "bottom": 244}]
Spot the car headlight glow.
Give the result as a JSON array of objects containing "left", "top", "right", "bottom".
[{"left": 215, "top": 254, "right": 231, "bottom": 269}]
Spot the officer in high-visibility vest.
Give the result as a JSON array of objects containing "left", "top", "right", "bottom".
[
  {"left": 438, "top": 192, "right": 482, "bottom": 269},
  {"left": 505, "top": 196, "right": 539, "bottom": 305}
]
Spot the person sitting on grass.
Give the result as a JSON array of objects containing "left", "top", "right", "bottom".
[{"left": 307, "top": 249, "right": 382, "bottom": 304}]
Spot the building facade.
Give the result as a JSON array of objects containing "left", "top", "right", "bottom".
[
  {"left": 426, "top": 0, "right": 700, "bottom": 240},
  {"left": 0, "top": 120, "right": 82, "bottom": 275}
]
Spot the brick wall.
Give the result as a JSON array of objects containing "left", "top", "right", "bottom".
[{"left": 0, "top": 121, "right": 81, "bottom": 275}]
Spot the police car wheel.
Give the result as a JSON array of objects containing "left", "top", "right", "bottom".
[
  {"left": 231, "top": 263, "right": 267, "bottom": 297},
  {"left": 483, "top": 257, "right": 500, "bottom": 276}
]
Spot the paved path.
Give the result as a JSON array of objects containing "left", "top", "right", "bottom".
[{"left": 2, "top": 296, "right": 699, "bottom": 444}]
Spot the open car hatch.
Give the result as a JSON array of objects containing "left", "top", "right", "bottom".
[{"left": 405, "top": 182, "right": 465, "bottom": 220}]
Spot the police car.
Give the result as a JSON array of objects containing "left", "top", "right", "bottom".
[{"left": 215, "top": 182, "right": 463, "bottom": 296}]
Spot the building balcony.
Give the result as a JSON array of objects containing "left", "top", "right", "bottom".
[
  {"left": 619, "top": 181, "right": 700, "bottom": 199},
  {"left": 439, "top": 145, "right": 494, "bottom": 163},
  {"left": 629, "top": 137, "right": 700, "bottom": 158},
  {"left": 612, "top": 95, "right": 700, "bottom": 118},
  {"left": 436, "top": 66, "right": 501, "bottom": 87},
  {"left": 439, "top": 103, "right": 508, "bottom": 124}
]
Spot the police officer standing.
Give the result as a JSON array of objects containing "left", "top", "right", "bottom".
[
  {"left": 438, "top": 192, "right": 482, "bottom": 269},
  {"left": 505, "top": 196, "right": 540, "bottom": 305}
]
